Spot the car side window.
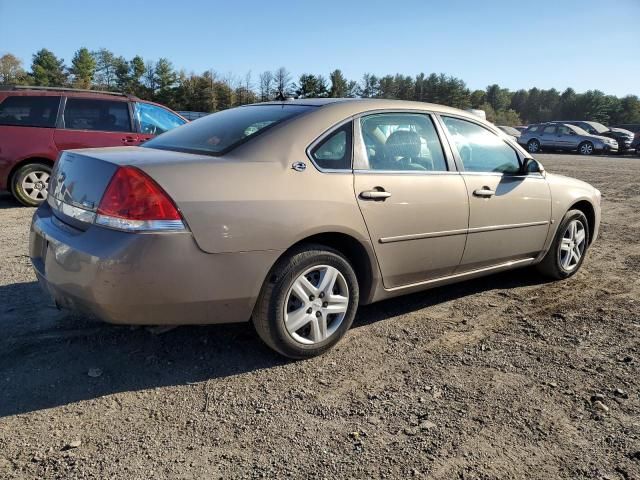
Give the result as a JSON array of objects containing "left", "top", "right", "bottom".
[
  {"left": 0, "top": 96, "right": 60, "bottom": 128},
  {"left": 135, "top": 102, "right": 185, "bottom": 135},
  {"left": 310, "top": 123, "right": 352, "bottom": 170},
  {"left": 360, "top": 113, "right": 447, "bottom": 171},
  {"left": 442, "top": 116, "right": 521, "bottom": 174},
  {"left": 63, "top": 98, "right": 132, "bottom": 132},
  {"left": 557, "top": 125, "right": 571, "bottom": 135},
  {"left": 542, "top": 125, "right": 557, "bottom": 135}
]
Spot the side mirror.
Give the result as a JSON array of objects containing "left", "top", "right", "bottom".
[
  {"left": 523, "top": 157, "right": 545, "bottom": 175},
  {"left": 569, "top": 131, "right": 577, "bottom": 135}
]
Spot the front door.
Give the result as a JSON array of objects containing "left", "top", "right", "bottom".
[
  {"left": 353, "top": 112, "right": 469, "bottom": 288},
  {"left": 539, "top": 124, "right": 559, "bottom": 149},
  {"left": 555, "top": 124, "right": 580, "bottom": 150},
  {"left": 439, "top": 115, "right": 552, "bottom": 271},
  {"left": 54, "top": 97, "right": 137, "bottom": 150}
]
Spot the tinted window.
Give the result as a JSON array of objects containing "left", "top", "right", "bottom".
[
  {"left": 63, "top": 98, "right": 132, "bottom": 132},
  {"left": 542, "top": 125, "right": 557, "bottom": 134},
  {"left": 144, "top": 104, "right": 313, "bottom": 156},
  {"left": 0, "top": 95, "right": 60, "bottom": 128},
  {"left": 442, "top": 116, "right": 520, "bottom": 174},
  {"left": 360, "top": 114, "right": 447, "bottom": 171},
  {"left": 311, "top": 123, "right": 352, "bottom": 170},
  {"left": 135, "top": 102, "right": 185, "bottom": 135}
]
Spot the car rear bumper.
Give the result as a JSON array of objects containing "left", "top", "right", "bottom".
[{"left": 30, "top": 202, "right": 282, "bottom": 325}]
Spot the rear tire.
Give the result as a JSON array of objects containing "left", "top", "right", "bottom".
[
  {"left": 252, "top": 244, "right": 359, "bottom": 359},
  {"left": 527, "top": 139, "right": 541, "bottom": 153},
  {"left": 11, "top": 162, "right": 52, "bottom": 207},
  {"left": 578, "top": 141, "right": 594, "bottom": 156},
  {"left": 536, "top": 209, "right": 589, "bottom": 280}
]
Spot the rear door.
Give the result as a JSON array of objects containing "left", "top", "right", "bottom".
[
  {"left": 54, "top": 97, "right": 137, "bottom": 150},
  {"left": 353, "top": 112, "right": 469, "bottom": 288},
  {"left": 539, "top": 124, "right": 559, "bottom": 148}
]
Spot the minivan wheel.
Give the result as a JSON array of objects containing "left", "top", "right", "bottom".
[
  {"left": 252, "top": 244, "right": 359, "bottom": 359},
  {"left": 527, "top": 139, "right": 541, "bottom": 153},
  {"left": 578, "top": 141, "right": 594, "bottom": 155},
  {"left": 536, "top": 209, "right": 589, "bottom": 280},
  {"left": 11, "top": 162, "right": 51, "bottom": 207}
]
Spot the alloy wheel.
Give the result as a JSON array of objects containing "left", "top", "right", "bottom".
[
  {"left": 528, "top": 140, "right": 540, "bottom": 153},
  {"left": 21, "top": 171, "right": 50, "bottom": 202},
  {"left": 580, "top": 143, "right": 594, "bottom": 155},
  {"left": 284, "top": 265, "right": 350, "bottom": 345},
  {"left": 558, "top": 219, "right": 586, "bottom": 272}
]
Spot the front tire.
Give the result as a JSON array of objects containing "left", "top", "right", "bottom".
[
  {"left": 578, "top": 141, "right": 594, "bottom": 156},
  {"left": 536, "top": 209, "right": 589, "bottom": 279},
  {"left": 252, "top": 245, "right": 359, "bottom": 359},
  {"left": 11, "top": 162, "right": 51, "bottom": 207}
]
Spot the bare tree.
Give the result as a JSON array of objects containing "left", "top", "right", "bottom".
[
  {"left": 259, "top": 71, "right": 273, "bottom": 102},
  {"left": 273, "top": 67, "right": 292, "bottom": 99}
]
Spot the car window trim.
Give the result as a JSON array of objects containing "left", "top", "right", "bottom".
[
  {"left": 434, "top": 112, "right": 525, "bottom": 175},
  {"left": 352, "top": 109, "right": 457, "bottom": 174},
  {"left": 305, "top": 117, "right": 356, "bottom": 173},
  {"left": 61, "top": 96, "right": 134, "bottom": 133}
]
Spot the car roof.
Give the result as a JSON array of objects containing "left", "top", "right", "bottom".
[
  {"left": 0, "top": 86, "right": 137, "bottom": 102},
  {"left": 247, "top": 97, "right": 475, "bottom": 118}
]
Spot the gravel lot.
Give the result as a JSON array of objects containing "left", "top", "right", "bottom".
[{"left": 0, "top": 153, "right": 639, "bottom": 479}]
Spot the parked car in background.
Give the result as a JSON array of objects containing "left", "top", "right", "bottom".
[
  {"left": 30, "top": 98, "right": 601, "bottom": 358},
  {"left": 611, "top": 123, "right": 640, "bottom": 134},
  {"left": 519, "top": 122, "right": 618, "bottom": 155},
  {"left": 514, "top": 125, "right": 528, "bottom": 133},
  {"left": 177, "top": 110, "right": 209, "bottom": 121},
  {"left": 497, "top": 125, "right": 521, "bottom": 140},
  {"left": 559, "top": 120, "right": 634, "bottom": 152},
  {"left": 0, "top": 86, "right": 187, "bottom": 206}
]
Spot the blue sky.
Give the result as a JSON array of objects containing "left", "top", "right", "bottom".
[{"left": 1, "top": 0, "right": 638, "bottom": 96}]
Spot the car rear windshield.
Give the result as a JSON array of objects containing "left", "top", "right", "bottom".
[
  {"left": 143, "top": 104, "right": 315, "bottom": 156},
  {"left": 0, "top": 95, "right": 61, "bottom": 128}
]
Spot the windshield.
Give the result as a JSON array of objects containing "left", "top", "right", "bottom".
[
  {"left": 499, "top": 126, "right": 519, "bottom": 135},
  {"left": 586, "top": 122, "right": 608, "bottom": 134},
  {"left": 568, "top": 124, "right": 589, "bottom": 135},
  {"left": 143, "top": 104, "right": 314, "bottom": 156}
]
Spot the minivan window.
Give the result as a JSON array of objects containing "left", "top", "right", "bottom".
[
  {"left": 144, "top": 104, "right": 314, "bottom": 156},
  {"left": 442, "top": 116, "right": 520, "bottom": 174},
  {"left": 135, "top": 102, "right": 185, "bottom": 135},
  {"left": 63, "top": 98, "right": 132, "bottom": 132},
  {"left": 0, "top": 96, "right": 60, "bottom": 128}
]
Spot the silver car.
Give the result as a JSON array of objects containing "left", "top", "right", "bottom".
[{"left": 519, "top": 122, "right": 618, "bottom": 155}]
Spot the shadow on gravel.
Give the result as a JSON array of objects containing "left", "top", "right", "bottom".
[
  {"left": 0, "top": 193, "right": 22, "bottom": 209},
  {"left": 0, "top": 270, "right": 551, "bottom": 418}
]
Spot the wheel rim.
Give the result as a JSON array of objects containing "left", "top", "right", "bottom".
[
  {"left": 284, "top": 265, "right": 350, "bottom": 345},
  {"left": 580, "top": 143, "right": 593, "bottom": 155},
  {"left": 558, "top": 219, "right": 586, "bottom": 272},
  {"left": 21, "top": 170, "right": 50, "bottom": 201},
  {"left": 528, "top": 141, "right": 539, "bottom": 153}
]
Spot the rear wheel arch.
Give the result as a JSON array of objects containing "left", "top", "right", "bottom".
[{"left": 265, "top": 232, "right": 377, "bottom": 304}]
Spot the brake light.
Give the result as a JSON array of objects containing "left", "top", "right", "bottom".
[{"left": 95, "top": 166, "right": 186, "bottom": 231}]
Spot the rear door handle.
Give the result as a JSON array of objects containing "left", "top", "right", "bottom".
[
  {"left": 473, "top": 187, "right": 495, "bottom": 198},
  {"left": 360, "top": 189, "right": 392, "bottom": 201},
  {"left": 122, "top": 136, "right": 138, "bottom": 144}
]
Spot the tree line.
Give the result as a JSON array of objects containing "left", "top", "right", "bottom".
[{"left": 1, "top": 48, "right": 639, "bottom": 126}]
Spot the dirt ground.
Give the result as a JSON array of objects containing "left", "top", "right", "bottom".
[{"left": 0, "top": 153, "right": 638, "bottom": 480}]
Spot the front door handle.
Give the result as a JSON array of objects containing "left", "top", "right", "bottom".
[
  {"left": 473, "top": 187, "right": 495, "bottom": 198},
  {"left": 360, "top": 189, "right": 392, "bottom": 201},
  {"left": 122, "top": 136, "right": 138, "bottom": 144}
]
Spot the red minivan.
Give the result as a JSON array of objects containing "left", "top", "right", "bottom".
[{"left": 0, "top": 86, "right": 187, "bottom": 206}]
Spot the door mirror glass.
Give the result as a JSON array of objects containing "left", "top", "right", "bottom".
[{"left": 523, "top": 158, "right": 544, "bottom": 174}]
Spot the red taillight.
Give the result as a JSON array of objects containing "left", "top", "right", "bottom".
[{"left": 97, "top": 166, "right": 181, "bottom": 221}]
